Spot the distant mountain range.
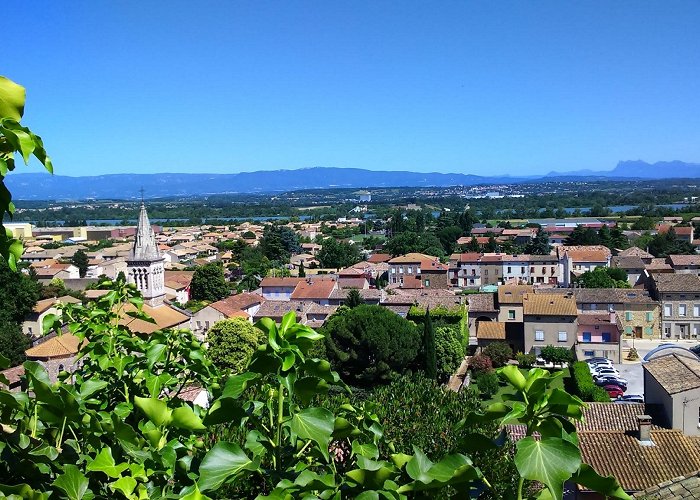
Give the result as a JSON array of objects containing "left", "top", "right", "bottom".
[{"left": 6, "top": 160, "right": 700, "bottom": 200}]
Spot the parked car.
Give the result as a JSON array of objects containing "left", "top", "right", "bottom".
[
  {"left": 586, "top": 357, "right": 612, "bottom": 364},
  {"left": 592, "top": 368, "right": 620, "bottom": 378},
  {"left": 616, "top": 394, "right": 644, "bottom": 404},
  {"left": 595, "top": 376, "right": 627, "bottom": 391},
  {"left": 588, "top": 361, "right": 614, "bottom": 371},
  {"left": 604, "top": 385, "right": 625, "bottom": 398}
]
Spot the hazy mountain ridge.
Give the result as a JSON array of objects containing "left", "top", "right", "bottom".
[{"left": 6, "top": 161, "right": 700, "bottom": 200}]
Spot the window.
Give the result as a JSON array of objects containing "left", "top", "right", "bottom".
[
  {"left": 680, "top": 304, "right": 687, "bottom": 317},
  {"left": 507, "top": 266, "right": 512, "bottom": 273},
  {"left": 694, "top": 325, "right": 700, "bottom": 337},
  {"left": 664, "top": 324, "right": 671, "bottom": 337},
  {"left": 584, "top": 350, "right": 595, "bottom": 358},
  {"left": 602, "top": 332, "right": 611, "bottom": 342},
  {"left": 625, "top": 311, "right": 632, "bottom": 321},
  {"left": 551, "top": 266, "right": 556, "bottom": 274},
  {"left": 582, "top": 332, "right": 592, "bottom": 342},
  {"left": 205, "top": 321, "right": 210, "bottom": 329},
  {"left": 590, "top": 303, "right": 597, "bottom": 310},
  {"left": 542, "top": 267, "right": 546, "bottom": 274},
  {"left": 694, "top": 305, "right": 700, "bottom": 317},
  {"left": 391, "top": 268, "right": 395, "bottom": 274},
  {"left": 485, "top": 270, "right": 488, "bottom": 276},
  {"left": 664, "top": 304, "right": 672, "bottom": 317},
  {"left": 646, "top": 312, "right": 653, "bottom": 322},
  {"left": 407, "top": 266, "right": 412, "bottom": 274},
  {"left": 558, "top": 331, "right": 568, "bottom": 342},
  {"left": 530, "top": 267, "right": 535, "bottom": 273},
  {"left": 424, "top": 279, "right": 430, "bottom": 287},
  {"left": 508, "top": 310, "right": 515, "bottom": 320},
  {"left": 594, "top": 325, "right": 600, "bottom": 330},
  {"left": 196, "top": 321, "right": 202, "bottom": 329},
  {"left": 535, "top": 330, "right": 544, "bottom": 341},
  {"left": 399, "top": 268, "right": 403, "bottom": 274},
  {"left": 521, "top": 266, "right": 526, "bottom": 274}
]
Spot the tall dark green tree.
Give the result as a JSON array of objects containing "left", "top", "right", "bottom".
[
  {"left": 344, "top": 288, "right": 364, "bottom": 308},
  {"left": 190, "top": 262, "right": 230, "bottom": 301},
  {"left": 525, "top": 228, "right": 551, "bottom": 255},
  {"left": 71, "top": 249, "right": 89, "bottom": 278},
  {"left": 0, "top": 260, "right": 41, "bottom": 323},
  {"left": 0, "top": 322, "right": 30, "bottom": 367},
  {"left": 423, "top": 308, "right": 437, "bottom": 380},
  {"left": 298, "top": 261, "right": 306, "bottom": 277}
]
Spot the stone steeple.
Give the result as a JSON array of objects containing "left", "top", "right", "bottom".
[{"left": 127, "top": 203, "right": 165, "bottom": 307}]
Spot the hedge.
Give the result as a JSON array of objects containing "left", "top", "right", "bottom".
[{"left": 571, "top": 361, "right": 611, "bottom": 402}]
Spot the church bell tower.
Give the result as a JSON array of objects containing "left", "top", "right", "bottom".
[{"left": 127, "top": 203, "right": 165, "bottom": 307}]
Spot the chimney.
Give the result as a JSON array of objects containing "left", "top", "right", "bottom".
[
  {"left": 637, "top": 415, "right": 653, "bottom": 444},
  {"left": 610, "top": 311, "right": 616, "bottom": 325}
]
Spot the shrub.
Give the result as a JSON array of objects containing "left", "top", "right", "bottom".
[
  {"left": 435, "top": 326, "right": 465, "bottom": 382},
  {"left": 470, "top": 353, "right": 493, "bottom": 374},
  {"left": 324, "top": 304, "right": 422, "bottom": 385},
  {"left": 540, "top": 345, "right": 573, "bottom": 366},
  {"left": 206, "top": 318, "right": 267, "bottom": 374},
  {"left": 475, "top": 371, "right": 500, "bottom": 398},
  {"left": 626, "top": 347, "right": 639, "bottom": 361},
  {"left": 516, "top": 352, "right": 536, "bottom": 368},
  {"left": 483, "top": 342, "right": 513, "bottom": 367},
  {"left": 571, "top": 361, "right": 611, "bottom": 402}
]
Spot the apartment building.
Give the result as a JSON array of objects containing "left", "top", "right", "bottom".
[
  {"left": 649, "top": 273, "right": 700, "bottom": 339},
  {"left": 522, "top": 292, "right": 578, "bottom": 355},
  {"left": 388, "top": 253, "right": 449, "bottom": 289},
  {"left": 448, "top": 252, "right": 481, "bottom": 288}
]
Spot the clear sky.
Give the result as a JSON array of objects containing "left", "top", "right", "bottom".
[{"left": 5, "top": 1, "right": 700, "bottom": 176}]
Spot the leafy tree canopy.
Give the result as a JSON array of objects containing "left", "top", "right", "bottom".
[
  {"left": 0, "top": 321, "right": 29, "bottom": 367},
  {"left": 323, "top": 304, "right": 421, "bottom": 386},
  {"left": 206, "top": 318, "right": 266, "bottom": 374},
  {"left": 0, "top": 260, "right": 41, "bottom": 323},
  {"left": 317, "top": 237, "right": 361, "bottom": 269},
  {"left": 71, "top": 249, "right": 89, "bottom": 278},
  {"left": 190, "top": 261, "right": 229, "bottom": 301},
  {"left": 575, "top": 267, "right": 629, "bottom": 289}
]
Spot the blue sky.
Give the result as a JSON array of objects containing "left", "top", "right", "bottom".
[{"left": 5, "top": 1, "right": 700, "bottom": 176}]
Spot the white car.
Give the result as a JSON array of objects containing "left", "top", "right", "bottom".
[{"left": 592, "top": 367, "right": 619, "bottom": 377}]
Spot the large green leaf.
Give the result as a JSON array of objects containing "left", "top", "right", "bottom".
[
  {"left": 289, "top": 407, "right": 335, "bottom": 460},
  {"left": 500, "top": 365, "right": 526, "bottom": 390},
  {"left": 571, "top": 464, "right": 631, "bottom": 499},
  {"left": 79, "top": 379, "right": 109, "bottom": 400},
  {"left": 86, "top": 448, "right": 129, "bottom": 479},
  {"left": 109, "top": 476, "right": 137, "bottom": 497},
  {"left": 134, "top": 396, "right": 172, "bottom": 427},
  {"left": 0, "top": 76, "right": 25, "bottom": 120},
  {"left": 53, "top": 465, "right": 91, "bottom": 500},
  {"left": 221, "top": 372, "right": 259, "bottom": 399},
  {"left": 198, "top": 442, "right": 259, "bottom": 491},
  {"left": 515, "top": 437, "right": 582, "bottom": 500},
  {"left": 171, "top": 405, "right": 205, "bottom": 431},
  {"left": 180, "top": 485, "right": 212, "bottom": 500}
]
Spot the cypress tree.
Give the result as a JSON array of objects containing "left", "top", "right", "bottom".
[
  {"left": 424, "top": 308, "right": 437, "bottom": 380},
  {"left": 298, "top": 261, "right": 306, "bottom": 277}
]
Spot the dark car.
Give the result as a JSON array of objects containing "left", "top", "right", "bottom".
[
  {"left": 595, "top": 377, "right": 627, "bottom": 391},
  {"left": 616, "top": 394, "right": 644, "bottom": 404},
  {"left": 604, "top": 385, "right": 624, "bottom": 398}
]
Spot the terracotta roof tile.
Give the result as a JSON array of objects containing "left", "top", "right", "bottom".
[
  {"left": 497, "top": 285, "right": 534, "bottom": 305},
  {"left": 653, "top": 273, "right": 700, "bottom": 293},
  {"left": 522, "top": 293, "right": 577, "bottom": 316},
  {"left": 209, "top": 293, "right": 263, "bottom": 317},
  {"left": 291, "top": 279, "right": 337, "bottom": 300},
  {"left": 120, "top": 303, "right": 189, "bottom": 334},
  {"left": 633, "top": 470, "right": 700, "bottom": 498},
  {"left": 367, "top": 253, "right": 392, "bottom": 263},
  {"left": 576, "top": 403, "right": 654, "bottom": 432},
  {"left": 619, "top": 246, "right": 654, "bottom": 259},
  {"left": 643, "top": 353, "right": 700, "bottom": 394},
  {"left": 467, "top": 293, "right": 497, "bottom": 313},
  {"left": 260, "top": 277, "right": 305, "bottom": 288},
  {"left": 559, "top": 245, "right": 612, "bottom": 262},
  {"left": 476, "top": 321, "right": 506, "bottom": 339},
  {"left": 579, "top": 429, "right": 700, "bottom": 492},
  {"left": 668, "top": 254, "right": 700, "bottom": 267},
  {"left": 26, "top": 334, "right": 81, "bottom": 359}
]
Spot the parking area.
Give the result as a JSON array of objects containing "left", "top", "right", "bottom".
[{"left": 614, "top": 362, "right": 643, "bottom": 397}]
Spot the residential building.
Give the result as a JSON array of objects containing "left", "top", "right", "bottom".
[
  {"left": 496, "top": 285, "right": 533, "bottom": 323},
  {"left": 260, "top": 277, "right": 304, "bottom": 301},
  {"left": 388, "top": 253, "right": 449, "bottom": 289},
  {"left": 668, "top": 254, "right": 700, "bottom": 276},
  {"left": 501, "top": 255, "right": 530, "bottom": 284},
  {"left": 617, "top": 246, "right": 654, "bottom": 263},
  {"left": 644, "top": 353, "right": 700, "bottom": 436},
  {"left": 558, "top": 245, "right": 611, "bottom": 286},
  {"left": 611, "top": 255, "right": 645, "bottom": 286},
  {"left": 329, "top": 288, "right": 382, "bottom": 306},
  {"left": 466, "top": 293, "right": 498, "bottom": 345},
  {"left": 539, "top": 288, "right": 661, "bottom": 339},
  {"left": 191, "top": 292, "right": 263, "bottom": 335},
  {"left": 290, "top": 278, "right": 338, "bottom": 305},
  {"left": 522, "top": 293, "right": 578, "bottom": 355},
  {"left": 337, "top": 267, "right": 369, "bottom": 290},
  {"left": 575, "top": 312, "right": 622, "bottom": 363},
  {"left": 479, "top": 254, "right": 503, "bottom": 285},
  {"left": 649, "top": 273, "right": 700, "bottom": 339},
  {"left": 22, "top": 296, "right": 81, "bottom": 340},
  {"left": 164, "top": 270, "right": 194, "bottom": 304},
  {"left": 527, "top": 254, "right": 562, "bottom": 285},
  {"left": 448, "top": 252, "right": 481, "bottom": 288}
]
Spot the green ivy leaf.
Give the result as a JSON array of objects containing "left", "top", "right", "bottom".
[
  {"left": 221, "top": 372, "right": 259, "bottom": 399},
  {"left": 352, "top": 441, "right": 379, "bottom": 459},
  {"left": 179, "top": 485, "right": 212, "bottom": 500},
  {"left": 570, "top": 464, "right": 631, "bottom": 499},
  {"left": 289, "top": 407, "right": 335, "bottom": 460},
  {"left": 198, "top": 442, "right": 259, "bottom": 492},
  {"left": 0, "top": 76, "right": 25, "bottom": 120},
  {"left": 171, "top": 405, "right": 205, "bottom": 431},
  {"left": 109, "top": 476, "right": 137, "bottom": 497},
  {"left": 500, "top": 365, "right": 527, "bottom": 390},
  {"left": 86, "top": 448, "right": 129, "bottom": 479},
  {"left": 515, "top": 437, "right": 582, "bottom": 500},
  {"left": 146, "top": 344, "right": 167, "bottom": 368},
  {"left": 134, "top": 396, "right": 172, "bottom": 427},
  {"left": 53, "top": 465, "right": 91, "bottom": 500},
  {"left": 79, "top": 379, "right": 109, "bottom": 400}
]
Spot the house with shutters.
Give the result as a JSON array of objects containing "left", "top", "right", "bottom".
[
  {"left": 448, "top": 252, "right": 482, "bottom": 288},
  {"left": 388, "top": 253, "right": 449, "bottom": 289},
  {"left": 522, "top": 293, "right": 578, "bottom": 356},
  {"left": 649, "top": 273, "right": 700, "bottom": 339},
  {"left": 576, "top": 312, "right": 622, "bottom": 363}
]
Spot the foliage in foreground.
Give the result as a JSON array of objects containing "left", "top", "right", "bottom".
[
  {"left": 571, "top": 361, "right": 612, "bottom": 402},
  {"left": 0, "top": 279, "right": 631, "bottom": 499}
]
